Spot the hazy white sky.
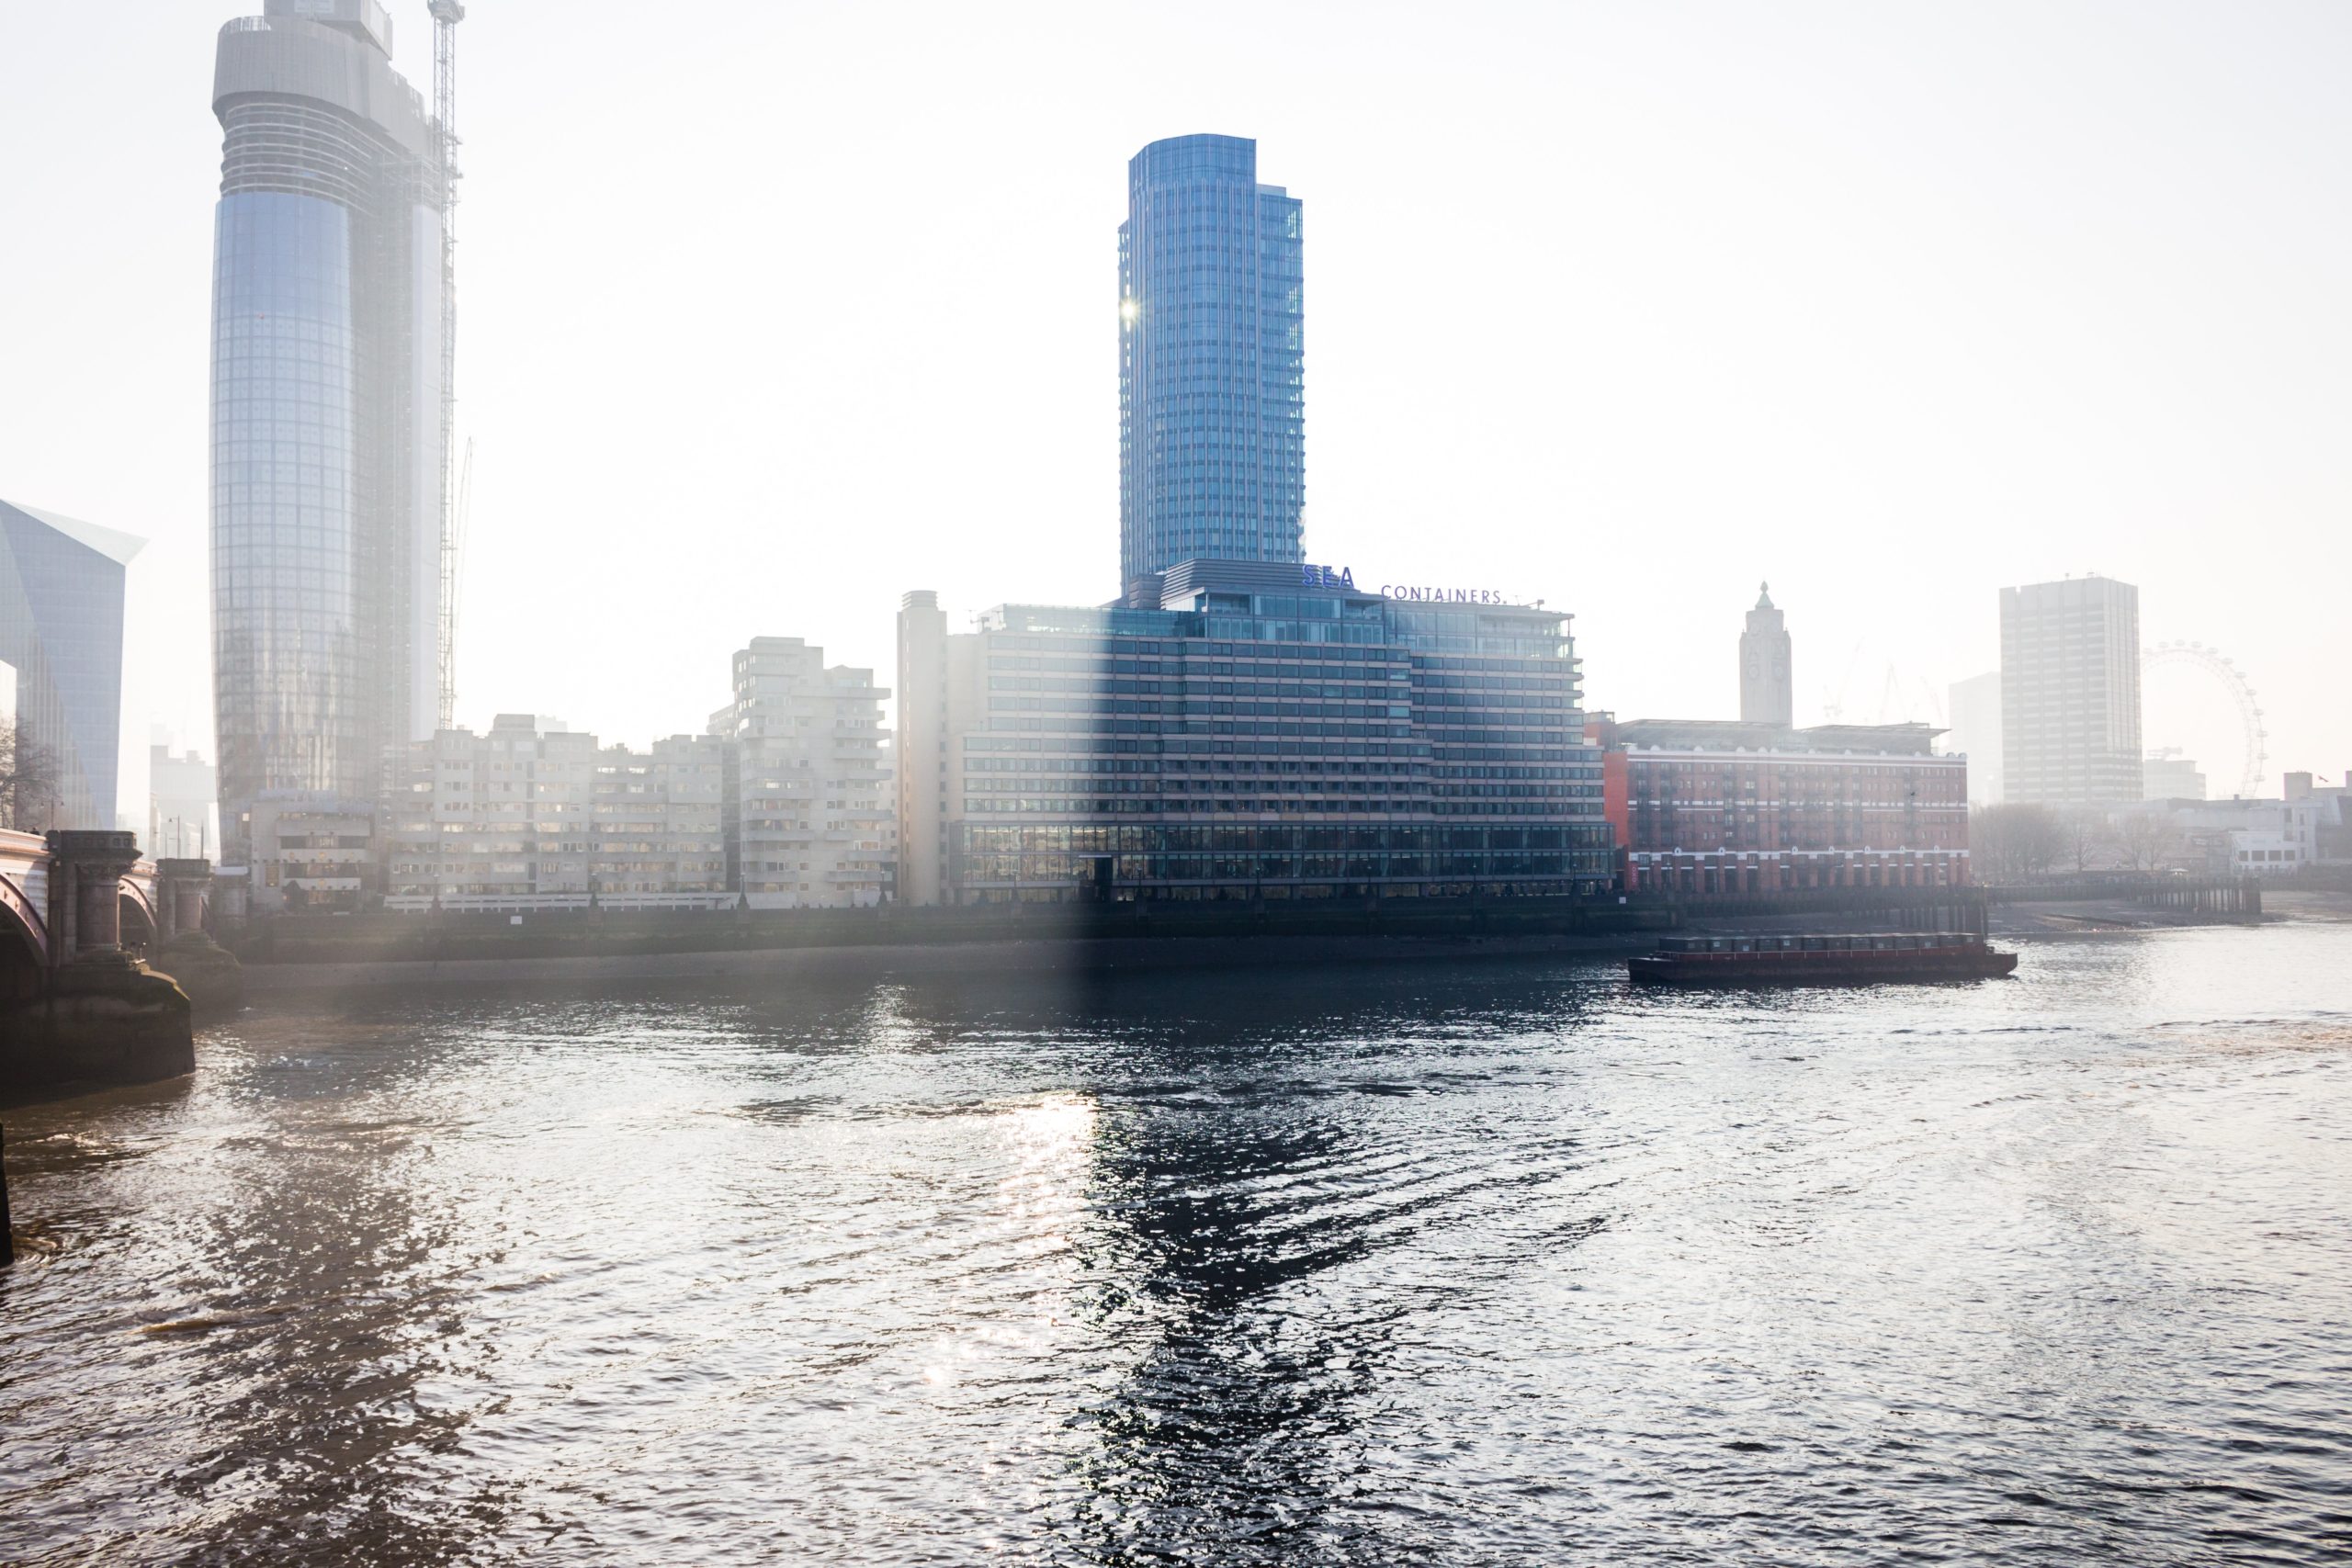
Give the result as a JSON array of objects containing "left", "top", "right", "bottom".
[{"left": 4, "top": 1, "right": 2347, "bottom": 816}]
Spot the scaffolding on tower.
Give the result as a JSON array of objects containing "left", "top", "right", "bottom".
[{"left": 432, "top": 0, "right": 466, "bottom": 730}]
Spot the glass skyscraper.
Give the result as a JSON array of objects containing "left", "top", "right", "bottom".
[
  {"left": 209, "top": 1, "right": 445, "bottom": 865},
  {"left": 0, "top": 499, "right": 144, "bottom": 829},
  {"left": 1119, "top": 134, "right": 1305, "bottom": 590}
]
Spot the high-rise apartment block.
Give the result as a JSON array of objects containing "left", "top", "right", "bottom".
[
  {"left": 209, "top": 2, "right": 448, "bottom": 866},
  {"left": 707, "top": 638, "right": 892, "bottom": 908},
  {"left": 896, "top": 562, "right": 1611, "bottom": 905},
  {"left": 382, "top": 716, "right": 729, "bottom": 910},
  {"left": 1999, "top": 576, "right": 2143, "bottom": 807},
  {"left": 0, "top": 498, "right": 144, "bottom": 829},
  {"left": 1738, "top": 583, "right": 1792, "bottom": 727},
  {"left": 1119, "top": 135, "right": 1305, "bottom": 590}
]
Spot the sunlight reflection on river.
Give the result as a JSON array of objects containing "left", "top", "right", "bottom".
[{"left": 3, "top": 925, "right": 2347, "bottom": 1565}]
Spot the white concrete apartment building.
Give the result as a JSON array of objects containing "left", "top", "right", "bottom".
[
  {"left": 1999, "top": 575, "right": 2143, "bottom": 807},
  {"left": 383, "top": 716, "right": 730, "bottom": 909},
  {"left": 707, "top": 637, "right": 891, "bottom": 908},
  {"left": 248, "top": 791, "right": 377, "bottom": 912}
]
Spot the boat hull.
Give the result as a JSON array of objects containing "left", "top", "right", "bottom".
[{"left": 1627, "top": 949, "right": 2018, "bottom": 987}]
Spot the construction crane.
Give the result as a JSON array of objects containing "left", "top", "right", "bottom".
[{"left": 432, "top": 0, "right": 466, "bottom": 730}]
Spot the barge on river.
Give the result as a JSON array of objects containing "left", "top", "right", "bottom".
[{"left": 1627, "top": 932, "right": 2018, "bottom": 987}]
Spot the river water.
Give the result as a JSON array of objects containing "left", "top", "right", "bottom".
[{"left": 3, "top": 926, "right": 2347, "bottom": 1565}]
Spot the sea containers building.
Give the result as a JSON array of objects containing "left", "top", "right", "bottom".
[
  {"left": 897, "top": 561, "right": 1611, "bottom": 904},
  {"left": 209, "top": 0, "right": 447, "bottom": 867}
]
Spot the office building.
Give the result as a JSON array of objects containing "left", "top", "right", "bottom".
[
  {"left": 2143, "top": 753, "right": 2206, "bottom": 802},
  {"left": 1119, "top": 135, "right": 1305, "bottom": 591},
  {"left": 707, "top": 638, "right": 892, "bottom": 908},
  {"left": 1738, "top": 583, "right": 1792, "bottom": 727},
  {"left": 383, "top": 716, "right": 730, "bottom": 910},
  {"left": 2000, "top": 576, "right": 2143, "bottom": 807},
  {"left": 896, "top": 560, "right": 1611, "bottom": 905},
  {"left": 1600, "top": 718, "right": 1970, "bottom": 894},
  {"left": 150, "top": 739, "right": 220, "bottom": 859},
  {"left": 0, "top": 498, "right": 144, "bottom": 829},
  {"left": 1597, "top": 596, "right": 1968, "bottom": 891},
  {"left": 210, "top": 2, "right": 447, "bottom": 867},
  {"left": 1944, "top": 671, "right": 2002, "bottom": 807}
]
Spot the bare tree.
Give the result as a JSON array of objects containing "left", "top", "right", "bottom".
[
  {"left": 2057, "top": 807, "right": 2113, "bottom": 873},
  {"left": 1971, "top": 803, "right": 2066, "bottom": 882},
  {"left": 2113, "top": 808, "right": 2187, "bottom": 873},
  {"left": 0, "top": 717, "right": 59, "bottom": 833}
]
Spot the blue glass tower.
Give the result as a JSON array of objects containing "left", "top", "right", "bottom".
[
  {"left": 209, "top": 1, "right": 446, "bottom": 866},
  {"left": 1119, "top": 134, "right": 1304, "bottom": 590},
  {"left": 0, "top": 499, "right": 144, "bottom": 830}
]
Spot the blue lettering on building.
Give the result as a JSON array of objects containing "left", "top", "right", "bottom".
[{"left": 1304, "top": 562, "right": 1513, "bottom": 605}]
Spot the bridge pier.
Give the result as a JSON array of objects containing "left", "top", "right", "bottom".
[
  {"left": 145, "top": 858, "right": 244, "bottom": 1013},
  {"left": 0, "top": 831, "right": 193, "bottom": 1095}
]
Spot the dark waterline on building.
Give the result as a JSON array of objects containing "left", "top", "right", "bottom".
[{"left": 3, "top": 926, "right": 2348, "bottom": 1564}]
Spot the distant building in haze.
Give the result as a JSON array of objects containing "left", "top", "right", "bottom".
[
  {"left": 0, "top": 497, "right": 144, "bottom": 830},
  {"left": 209, "top": 2, "right": 449, "bottom": 868},
  {"left": 1999, "top": 576, "right": 2143, "bottom": 807},
  {"left": 2143, "top": 752, "right": 2206, "bottom": 802},
  {"left": 382, "top": 717, "right": 730, "bottom": 910},
  {"left": 1738, "top": 583, "right": 1792, "bottom": 727},
  {"left": 150, "top": 740, "right": 220, "bottom": 859},
  {"left": 1592, "top": 592, "right": 1968, "bottom": 891},
  {"left": 1944, "top": 671, "right": 2002, "bottom": 807},
  {"left": 1119, "top": 135, "right": 1305, "bottom": 592}
]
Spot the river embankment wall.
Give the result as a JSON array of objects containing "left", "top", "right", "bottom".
[
  {"left": 226, "top": 889, "right": 2023, "bottom": 994},
  {"left": 238, "top": 928, "right": 1668, "bottom": 994}
]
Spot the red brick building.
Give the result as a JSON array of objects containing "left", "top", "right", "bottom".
[{"left": 1596, "top": 717, "right": 1970, "bottom": 894}]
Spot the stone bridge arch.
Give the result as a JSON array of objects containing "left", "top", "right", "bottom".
[
  {"left": 0, "top": 880, "right": 44, "bottom": 1005},
  {"left": 119, "top": 876, "right": 158, "bottom": 955}
]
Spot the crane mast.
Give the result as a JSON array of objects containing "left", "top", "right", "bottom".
[{"left": 431, "top": 0, "right": 465, "bottom": 730}]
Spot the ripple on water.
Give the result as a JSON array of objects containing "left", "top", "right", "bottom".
[{"left": 1, "top": 929, "right": 2348, "bottom": 1564}]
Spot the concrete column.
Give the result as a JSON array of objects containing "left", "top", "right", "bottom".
[{"left": 46, "top": 830, "right": 141, "bottom": 964}]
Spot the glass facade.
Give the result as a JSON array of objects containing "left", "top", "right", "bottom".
[
  {"left": 906, "top": 563, "right": 1611, "bottom": 903},
  {"left": 0, "top": 501, "right": 142, "bottom": 829},
  {"left": 1119, "top": 135, "right": 1306, "bottom": 587},
  {"left": 209, "top": 13, "right": 443, "bottom": 864},
  {"left": 211, "top": 191, "right": 361, "bottom": 818}
]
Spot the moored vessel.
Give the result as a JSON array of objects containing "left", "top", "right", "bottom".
[{"left": 1626, "top": 931, "right": 2018, "bottom": 987}]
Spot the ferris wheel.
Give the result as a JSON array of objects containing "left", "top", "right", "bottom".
[{"left": 2143, "top": 640, "right": 2267, "bottom": 798}]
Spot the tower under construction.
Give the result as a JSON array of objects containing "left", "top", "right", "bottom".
[{"left": 208, "top": 0, "right": 451, "bottom": 874}]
